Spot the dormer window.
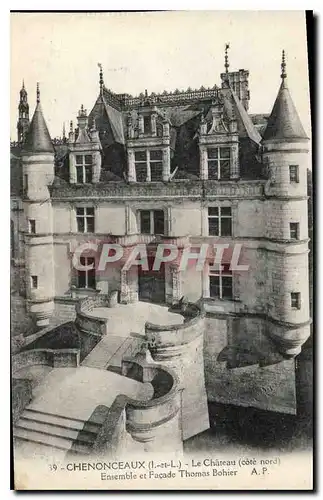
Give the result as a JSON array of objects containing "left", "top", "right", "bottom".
[
  {"left": 76, "top": 154, "right": 92, "bottom": 184},
  {"left": 207, "top": 147, "right": 231, "bottom": 180}
]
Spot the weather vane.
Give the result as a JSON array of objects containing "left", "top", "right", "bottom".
[{"left": 225, "top": 43, "right": 230, "bottom": 73}]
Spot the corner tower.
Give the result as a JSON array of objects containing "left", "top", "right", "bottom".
[
  {"left": 17, "top": 80, "right": 30, "bottom": 143},
  {"left": 22, "top": 83, "right": 55, "bottom": 327},
  {"left": 262, "top": 51, "right": 311, "bottom": 356}
]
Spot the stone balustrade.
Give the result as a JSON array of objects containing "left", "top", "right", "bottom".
[
  {"left": 145, "top": 302, "right": 205, "bottom": 348},
  {"left": 90, "top": 351, "right": 182, "bottom": 456},
  {"left": 75, "top": 294, "right": 110, "bottom": 336},
  {"left": 108, "top": 233, "right": 190, "bottom": 248},
  {"left": 143, "top": 301, "right": 209, "bottom": 440},
  {"left": 51, "top": 180, "right": 265, "bottom": 201}
]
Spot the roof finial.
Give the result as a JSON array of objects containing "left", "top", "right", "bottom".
[
  {"left": 22, "top": 79, "right": 25, "bottom": 90},
  {"left": 98, "top": 63, "right": 104, "bottom": 94},
  {"left": 225, "top": 43, "right": 230, "bottom": 73},
  {"left": 62, "top": 122, "right": 66, "bottom": 139},
  {"left": 36, "top": 82, "right": 40, "bottom": 104},
  {"left": 281, "top": 49, "right": 287, "bottom": 81}
]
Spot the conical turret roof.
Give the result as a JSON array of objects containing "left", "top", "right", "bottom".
[
  {"left": 23, "top": 84, "right": 54, "bottom": 154},
  {"left": 262, "top": 51, "right": 308, "bottom": 142}
]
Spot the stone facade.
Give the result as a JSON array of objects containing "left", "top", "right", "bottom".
[{"left": 11, "top": 52, "right": 311, "bottom": 415}]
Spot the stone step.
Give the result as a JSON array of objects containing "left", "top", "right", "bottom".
[
  {"left": 23, "top": 408, "right": 99, "bottom": 434},
  {"left": 14, "top": 438, "right": 68, "bottom": 461},
  {"left": 16, "top": 419, "right": 96, "bottom": 443},
  {"left": 13, "top": 427, "right": 73, "bottom": 451}
]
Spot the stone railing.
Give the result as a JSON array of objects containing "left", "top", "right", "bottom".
[
  {"left": 50, "top": 180, "right": 202, "bottom": 200},
  {"left": 75, "top": 294, "right": 111, "bottom": 336},
  {"left": 89, "top": 352, "right": 181, "bottom": 456},
  {"left": 109, "top": 233, "right": 190, "bottom": 248},
  {"left": 145, "top": 302, "right": 205, "bottom": 348},
  {"left": 102, "top": 85, "right": 220, "bottom": 111},
  {"left": 117, "top": 87, "right": 219, "bottom": 108},
  {"left": 50, "top": 179, "right": 265, "bottom": 201}
]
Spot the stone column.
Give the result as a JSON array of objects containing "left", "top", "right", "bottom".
[
  {"left": 151, "top": 113, "right": 157, "bottom": 137},
  {"left": 127, "top": 149, "right": 136, "bottom": 182},
  {"left": 69, "top": 153, "right": 76, "bottom": 183},
  {"left": 138, "top": 115, "right": 144, "bottom": 137},
  {"left": 120, "top": 270, "right": 129, "bottom": 304},
  {"left": 202, "top": 264, "right": 210, "bottom": 298},
  {"left": 166, "top": 206, "right": 172, "bottom": 236},
  {"left": 162, "top": 148, "right": 171, "bottom": 182},
  {"left": 230, "top": 142, "right": 239, "bottom": 179},
  {"left": 171, "top": 266, "right": 182, "bottom": 304},
  {"left": 125, "top": 205, "right": 131, "bottom": 234},
  {"left": 163, "top": 121, "right": 170, "bottom": 137},
  {"left": 146, "top": 151, "right": 151, "bottom": 182},
  {"left": 120, "top": 268, "right": 138, "bottom": 304},
  {"left": 92, "top": 151, "right": 102, "bottom": 183},
  {"left": 199, "top": 146, "right": 208, "bottom": 180}
]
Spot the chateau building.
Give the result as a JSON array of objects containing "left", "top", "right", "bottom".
[{"left": 11, "top": 49, "right": 311, "bottom": 404}]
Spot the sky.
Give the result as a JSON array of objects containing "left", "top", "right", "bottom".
[{"left": 10, "top": 11, "right": 311, "bottom": 140}]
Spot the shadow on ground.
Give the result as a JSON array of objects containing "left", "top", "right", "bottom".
[{"left": 184, "top": 402, "right": 312, "bottom": 454}]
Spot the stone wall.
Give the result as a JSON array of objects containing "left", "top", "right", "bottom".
[
  {"left": 204, "top": 315, "right": 296, "bottom": 414},
  {"left": 12, "top": 349, "right": 80, "bottom": 373},
  {"left": 12, "top": 378, "right": 33, "bottom": 425}
]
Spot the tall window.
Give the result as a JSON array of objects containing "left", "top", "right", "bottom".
[
  {"left": 78, "top": 257, "right": 96, "bottom": 289},
  {"left": 135, "top": 151, "right": 148, "bottom": 182},
  {"left": 150, "top": 150, "right": 163, "bottom": 181},
  {"left": 134, "top": 150, "right": 163, "bottom": 182},
  {"left": 208, "top": 207, "right": 232, "bottom": 236},
  {"left": 76, "top": 207, "right": 95, "bottom": 233},
  {"left": 289, "top": 165, "right": 299, "bottom": 183},
  {"left": 291, "top": 292, "right": 301, "bottom": 310},
  {"left": 28, "top": 219, "right": 36, "bottom": 234},
  {"left": 75, "top": 154, "right": 92, "bottom": 184},
  {"left": 207, "top": 147, "right": 231, "bottom": 180},
  {"left": 209, "top": 264, "right": 233, "bottom": 300},
  {"left": 290, "top": 222, "right": 299, "bottom": 240},
  {"left": 140, "top": 210, "right": 165, "bottom": 235}
]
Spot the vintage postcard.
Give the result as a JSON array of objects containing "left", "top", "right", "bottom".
[{"left": 10, "top": 10, "right": 313, "bottom": 490}]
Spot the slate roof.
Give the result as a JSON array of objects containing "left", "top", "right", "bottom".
[
  {"left": 229, "top": 88, "right": 262, "bottom": 144},
  {"left": 262, "top": 80, "right": 308, "bottom": 142},
  {"left": 88, "top": 92, "right": 125, "bottom": 146},
  {"left": 12, "top": 72, "right": 305, "bottom": 187},
  {"left": 23, "top": 102, "right": 54, "bottom": 154}
]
